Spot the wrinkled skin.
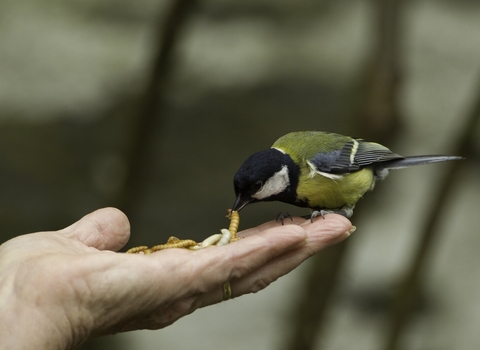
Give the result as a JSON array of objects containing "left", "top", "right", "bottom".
[{"left": 0, "top": 207, "right": 352, "bottom": 350}]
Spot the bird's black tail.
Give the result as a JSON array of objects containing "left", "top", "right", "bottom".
[{"left": 374, "top": 155, "right": 463, "bottom": 179}]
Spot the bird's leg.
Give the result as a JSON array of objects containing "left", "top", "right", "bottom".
[
  {"left": 309, "top": 207, "right": 353, "bottom": 221},
  {"left": 276, "top": 212, "right": 293, "bottom": 225}
]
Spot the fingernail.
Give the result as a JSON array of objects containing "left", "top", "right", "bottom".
[{"left": 345, "top": 226, "right": 356, "bottom": 237}]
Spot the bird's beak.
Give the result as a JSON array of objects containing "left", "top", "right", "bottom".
[{"left": 232, "top": 195, "right": 252, "bottom": 212}]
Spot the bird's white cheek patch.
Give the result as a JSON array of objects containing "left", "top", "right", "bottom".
[{"left": 252, "top": 166, "right": 290, "bottom": 200}]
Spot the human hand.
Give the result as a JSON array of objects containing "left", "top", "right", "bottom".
[{"left": 0, "top": 208, "right": 353, "bottom": 350}]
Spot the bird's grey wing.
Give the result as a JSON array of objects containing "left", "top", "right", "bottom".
[{"left": 308, "top": 139, "right": 403, "bottom": 175}]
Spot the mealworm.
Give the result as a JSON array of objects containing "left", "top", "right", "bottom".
[
  {"left": 126, "top": 246, "right": 149, "bottom": 254},
  {"left": 227, "top": 209, "right": 240, "bottom": 239}
]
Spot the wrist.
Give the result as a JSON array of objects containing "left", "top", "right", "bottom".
[{"left": 0, "top": 251, "right": 90, "bottom": 350}]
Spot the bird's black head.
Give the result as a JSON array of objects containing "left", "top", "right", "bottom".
[{"left": 232, "top": 148, "right": 299, "bottom": 211}]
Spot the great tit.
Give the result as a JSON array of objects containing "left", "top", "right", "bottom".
[{"left": 232, "top": 131, "right": 462, "bottom": 218}]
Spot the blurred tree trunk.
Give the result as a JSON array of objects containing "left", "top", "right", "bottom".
[
  {"left": 77, "top": 1, "right": 196, "bottom": 349},
  {"left": 358, "top": 0, "right": 404, "bottom": 142},
  {"left": 382, "top": 77, "right": 480, "bottom": 350},
  {"left": 116, "top": 0, "right": 196, "bottom": 216},
  {"left": 283, "top": 1, "right": 404, "bottom": 349}
]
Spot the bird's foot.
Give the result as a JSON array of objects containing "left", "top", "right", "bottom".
[
  {"left": 276, "top": 212, "right": 293, "bottom": 225},
  {"left": 308, "top": 208, "right": 353, "bottom": 222},
  {"left": 309, "top": 210, "right": 328, "bottom": 221},
  {"left": 126, "top": 210, "right": 241, "bottom": 254}
]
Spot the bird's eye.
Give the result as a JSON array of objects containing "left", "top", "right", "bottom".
[{"left": 252, "top": 181, "right": 263, "bottom": 191}]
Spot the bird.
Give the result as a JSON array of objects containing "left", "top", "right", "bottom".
[{"left": 231, "top": 131, "right": 462, "bottom": 218}]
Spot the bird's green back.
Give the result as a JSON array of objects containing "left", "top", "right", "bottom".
[{"left": 272, "top": 131, "right": 352, "bottom": 163}]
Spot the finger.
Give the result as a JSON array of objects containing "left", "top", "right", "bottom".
[
  {"left": 87, "top": 222, "right": 308, "bottom": 335},
  {"left": 144, "top": 221, "right": 308, "bottom": 305},
  {"left": 243, "top": 214, "right": 353, "bottom": 246},
  {"left": 196, "top": 214, "right": 352, "bottom": 307},
  {"left": 232, "top": 214, "right": 353, "bottom": 295},
  {"left": 84, "top": 218, "right": 310, "bottom": 335},
  {"left": 92, "top": 216, "right": 349, "bottom": 333},
  {"left": 136, "top": 215, "right": 351, "bottom": 308},
  {"left": 90, "top": 216, "right": 351, "bottom": 334},
  {"left": 61, "top": 207, "right": 130, "bottom": 251},
  {"left": 301, "top": 213, "right": 353, "bottom": 247},
  {"left": 104, "top": 224, "right": 309, "bottom": 331}
]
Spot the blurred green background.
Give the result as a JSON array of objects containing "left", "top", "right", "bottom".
[{"left": 1, "top": 0, "right": 479, "bottom": 349}]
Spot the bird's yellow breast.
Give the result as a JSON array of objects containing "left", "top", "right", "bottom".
[{"left": 296, "top": 167, "right": 375, "bottom": 209}]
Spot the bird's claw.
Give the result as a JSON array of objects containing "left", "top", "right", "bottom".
[
  {"left": 309, "top": 208, "right": 352, "bottom": 222},
  {"left": 310, "top": 210, "right": 327, "bottom": 222},
  {"left": 276, "top": 212, "right": 293, "bottom": 225}
]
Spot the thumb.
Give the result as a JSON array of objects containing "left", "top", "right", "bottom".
[{"left": 61, "top": 207, "right": 130, "bottom": 251}]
